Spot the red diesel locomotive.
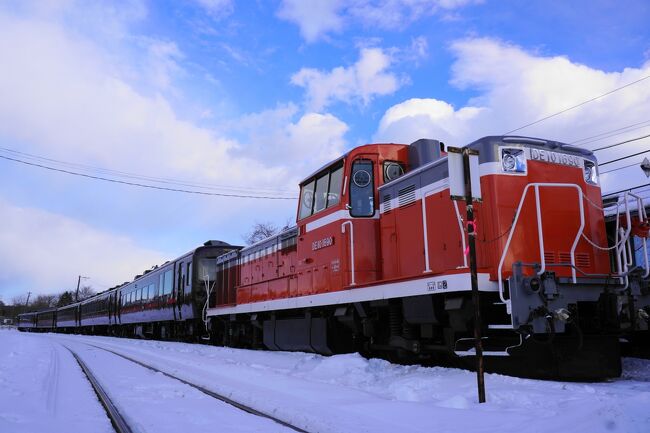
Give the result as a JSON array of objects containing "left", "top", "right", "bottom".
[
  {"left": 17, "top": 135, "right": 650, "bottom": 379},
  {"left": 205, "top": 136, "right": 650, "bottom": 379}
]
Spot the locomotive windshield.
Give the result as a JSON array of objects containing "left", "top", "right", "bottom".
[
  {"left": 349, "top": 159, "right": 374, "bottom": 217},
  {"left": 198, "top": 258, "right": 217, "bottom": 282}
]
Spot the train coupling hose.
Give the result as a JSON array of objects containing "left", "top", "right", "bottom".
[
  {"left": 553, "top": 308, "right": 571, "bottom": 322},
  {"left": 639, "top": 308, "right": 650, "bottom": 323}
]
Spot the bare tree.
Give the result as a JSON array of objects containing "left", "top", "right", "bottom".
[
  {"left": 31, "top": 294, "right": 57, "bottom": 309},
  {"left": 11, "top": 294, "right": 28, "bottom": 307},
  {"left": 77, "top": 285, "right": 96, "bottom": 301},
  {"left": 243, "top": 221, "right": 279, "bottom": 245}
]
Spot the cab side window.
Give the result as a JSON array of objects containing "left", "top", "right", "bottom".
[
  {"left": 314, "top": 173, "right": 329, "bottom": 213},
  {"left": 299, "top": 179, "right": 315, "bottom": 220},
  {"left": 298, "top": 161, "right": 345, "bottom": 220},
  {"left": 328, "top": 165, "right": 343, "bottom": 208},
  {"left": 349, "top": 160, "right": 374, "bottom": 217}
]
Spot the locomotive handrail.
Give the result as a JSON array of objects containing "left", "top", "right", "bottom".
[
  {"left": 497, "top": 183, "right": 585, "bottom": 312},
  {"left": 453, "top": 200, "right": 469, "bottom": 269},
  {"left": 341, "top": 221, "right": 356, "bottom": 286},
  {"left": 613, "top": 192, "right": 649, "bottom": 288},
  {"left": 420, "top": 187, "right": 467, "bottom": 273}
]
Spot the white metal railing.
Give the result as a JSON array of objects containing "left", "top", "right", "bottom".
[
  {"left": 497, "top": 183, "right": 585, "bottom": 313},
  {"left": 341, "top": 221, "right": 356, "bottom": 286},
  {"left": 420, "top": 189, "right": 468, "bottom": 273},
  {"left": 579, "top": 191, "right": 650, "bottom": 287},
  {"left": 613, "top": 192, "right": 650, "bottom": 288},
  {"left": 453, "top": 200, "right": 469, "bottom": 269},
  {"left": 497, "top": 185, "right": 650, "bottom": 313}
]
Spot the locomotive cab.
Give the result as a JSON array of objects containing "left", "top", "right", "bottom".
[{"left": 295, "top": 143, "right": 410, "bottom": 291}]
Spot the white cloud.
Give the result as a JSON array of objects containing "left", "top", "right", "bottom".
[
  {"left": 277, "top": 0, "right": 479, "bottom": 42},
  {"left": 377, "top": 98, "right": 482, "bottom": 145},
  {"left": 0, "top": 198, "right": 166, "bottom": 296},
  {"left": 231, "top": 104, "right": 349, "bottom": 177},
  {"left": 277, "top": 0, "right": 345, "bottom": 43},
  {"left": 194, "top": 0, "right": 234, "bottom": 19},
  {"left": 292, "top": 47, "right": 401, "bottom": 110},
  {"left": 0, "top": 6, "right": 288, "bottom": 193},
  {"left": 0, "top": 1, "right": 346, "bottom": 295},
  {"left": 375, "top": 37, "right": 650, "bottom": 194},
  {"left": 144, "top": 39, "right": 185, "bottom": 91}
]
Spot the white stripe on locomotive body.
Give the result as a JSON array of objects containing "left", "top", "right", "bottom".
[
  {"left": 305, "top": 209, "right": 380, "bottom": 232},
  {"left": 379, "top": 177, "right": 450, "bottom": 215},
  {"left": 207, "top": 272, "right": 497, "bottom": 316}
]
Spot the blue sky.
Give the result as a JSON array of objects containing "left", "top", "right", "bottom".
[{"left": 1, "top": 0, "right": 649, "bottom": 300}]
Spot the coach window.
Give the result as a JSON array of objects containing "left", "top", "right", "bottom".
[
  {"left": 198, "top": 259, "right": 216, "bottom": 282},
  {"left": 349, "top": 159, "right": 374, "bottom": 217},
  {"left": 163, "top": 270, "right": 173, "bottom": 295}
]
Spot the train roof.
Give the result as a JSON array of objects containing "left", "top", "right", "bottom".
[
  {"left": 298, "top": 142, "right": 410, "bottom": 185},
  {"left": 465, "top": 135, "right": 596, "bottom": 162}
]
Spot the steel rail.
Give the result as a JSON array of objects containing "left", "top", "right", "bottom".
[
  {"left": 64, "top": 345, "right": 133, "bottom": 433},
  {"left": 81, "top": 342, "right": 310, "bottom": 433}
]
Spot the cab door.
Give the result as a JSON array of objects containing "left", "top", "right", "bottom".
[{"left": 342, "top": 156, "right": 381, "bottom": 286}]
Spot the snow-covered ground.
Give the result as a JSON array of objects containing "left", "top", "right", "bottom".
[{"left": 1, "top": 328, "right": 649, "bottom": 433}]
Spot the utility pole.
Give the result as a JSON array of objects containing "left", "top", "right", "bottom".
[
  {"left": 25, "top": 291, "right": 31, "bottom": 306},
  {"left": 75, "top": 275, "right": 89, "bottom": 302},
  {"left": 448, "top": 146, "right": 486, "bottom": 403},
  {"left": 641, "top": 157, "right": 650, "bottom": 178}
]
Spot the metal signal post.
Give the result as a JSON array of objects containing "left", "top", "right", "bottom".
[{"left": 448, "top": 146, "right": 486, "bottom": 403}]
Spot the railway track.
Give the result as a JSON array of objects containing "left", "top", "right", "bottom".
[
  {"left": 65, "top": 342, "right": 309, "bottom": 433},
  {"left": 64, "top": 345, "right": 133, "bottom": 433}
]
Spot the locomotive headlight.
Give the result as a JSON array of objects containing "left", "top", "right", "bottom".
[
  {"left": 501, "top": 148, "right": 526, "bottom": 173},
  {"left": 583, "top": 160, "right": 598, "bottom": 185}
]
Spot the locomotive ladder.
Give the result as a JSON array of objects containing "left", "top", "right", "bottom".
[{"left": 610, "top": 191, "right": 650, "bottom": 290}]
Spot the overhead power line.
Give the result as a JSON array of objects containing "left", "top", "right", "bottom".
[
  {"left": 591, "top": 133, "right": 650, "bottom": 152},
  {"left": 0, "top": 154, "right": 296, "bottom": 200},
  {"left": 0, "top": 146, "right": 295, "bottom": 195},
  {"left": 600, "top": 160, "right": 645, "bottom": 175},
  {"left": 599, "top": 149, "right": 650, "bottom": 166},
  {"left": 504, "top": 74, "right": 650, "bottom": 135},
  {"left": 603, "top": 182, "right": 650, "bottom": 197},
  {"left": 570, "top": 119, "right": 650, "bottom": 146}
]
